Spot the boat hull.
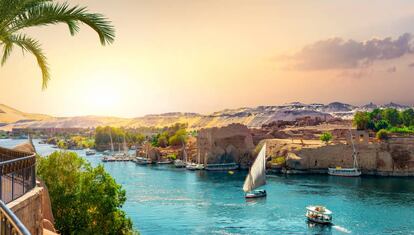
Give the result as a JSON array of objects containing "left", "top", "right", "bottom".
[
  {"left": 245, "top": 190, "right": 267, "bottom": 199},
  {"left": 205, "top": 163, "right": 239, "bottom": 171},
  {"left": 306, "top": 217, "right": 332, "bottom": 225},
  {"left": 328, "top": 168, "right": 361, "bottom": 177}
]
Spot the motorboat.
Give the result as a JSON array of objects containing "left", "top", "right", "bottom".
[
  {"left": 174, "top": 159, "right": 186, "bottom": 168},
  {"left": 245, "top": 189, "right": 267, "bottom": 199},
  {"left": 305, "top": 205, "right": 332, "bottom": 224},
  {"left": 186, "top": 162, "right": 204, "bottom": 170},
  {"left": 85, "top": 149, "right": 96, "bottom": 156}
]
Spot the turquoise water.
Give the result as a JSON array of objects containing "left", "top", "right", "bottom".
[{"left": 1, "top": 139, "right": 414, "bottom": 234}]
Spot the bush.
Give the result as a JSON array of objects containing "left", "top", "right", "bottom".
[
  {"left": 320, "top": 132, "right": 333, "bottom": 144},
  {"left": 37, "top": 151, "right": 136, "bottom": 234},
  {"left": 271, "top": 156, "right": 286, "bottom": 165},
  {"left": 166, "top": 153, "right": 177, "bottom": 160},
  {"left": 376, "top": 129, "right": 389, "bottom": 140},
  {"left": 353, "top": 111, "right": 370, "bottom": 130}
]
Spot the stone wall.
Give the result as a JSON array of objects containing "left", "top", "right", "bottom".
[
  {"left": 8, "top": 186, "right": 44, "bottom": 235},
  {"left": 197, "top": 124, "right": 254, "bottom": 168}
]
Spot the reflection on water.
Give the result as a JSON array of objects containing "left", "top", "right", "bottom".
[{"left": 1, "top": 139, "right": 414, "bottom": 235}]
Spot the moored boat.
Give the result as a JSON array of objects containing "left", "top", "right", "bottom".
[
  {"left": 186, "top": 162, "right": 204, "bottom": 170},
  {"left": 205, "top": 163, "right": 238, "bottom": 171},
  {"left": 174, "top": 159, "right": 186, "bottom": 168},
  {"left": 305, "top": 205, "right": 332, "bottom": 224},
  {"left": 243, "top": 143, "right": 267, "bottom": 199},
  {"left": 328, "top": 129, "right": 361, "bottom": 177},
  {"left": 85, "top": 149, "right": 96, "bottom": 155}
]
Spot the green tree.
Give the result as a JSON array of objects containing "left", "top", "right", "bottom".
[
  {"left": 374, "top": 120, "right": 390, "bottom": 131},
  {"left": 382, "top": 108, "right": 401, "bottom": 126},
  {"left": 168, "top": 129, "right": 187, "bottom": 146},
  {"left": 320, "top": 132, "right": 333, "bottom": 144},
  {"left": 353, "top": 111, "right": 370, "bottom": 130},
  {"left": 400, "top": 109, "right": 414, "bottom": 127},
  {"left": 0, "top": 0, "right": 115, "bottom": 89},
  {"left": 37, "top": 151, "right": 135, "bottom": 234}
]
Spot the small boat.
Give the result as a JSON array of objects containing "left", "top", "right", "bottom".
[
  {"left": 156, "top": 160, "right": 173, "bottom": 165},
  {"left": 85, "top": 149, "right": 96, "bottom": 156},
  {"left": 243, "top": 143, "right": 267, "bottom": 199},
  {"left": 328, "top": 129, "right": 361, "bottom": 177},
  {"left": 305, "top": 205, "right": 332, "bottom": 225},
  {"left": 134, "top": 157, "right": 152, "bottom": 165},
  {"left": 186, "top": 162, "right": 204, "bottom": 170},
  {"left": 205, "top": 163, "right": 239, "bottom": 171},
  {"left": 174, "top": 159, "right": 186, "bottom": 168}
]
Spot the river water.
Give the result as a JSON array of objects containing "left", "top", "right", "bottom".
[{"left": 1, "top": 139, "right": 414, "bottom": 235}]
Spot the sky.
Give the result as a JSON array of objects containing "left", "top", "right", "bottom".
[{"left": 1, "top": 0, "right": 414, "bottom": 117}]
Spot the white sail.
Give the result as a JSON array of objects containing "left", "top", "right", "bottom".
[{"left": 243, "top": 143, "right": 267, "bottom": 192}]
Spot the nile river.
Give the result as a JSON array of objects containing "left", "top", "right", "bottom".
[{"left": 1, "top": 139, "right": 414, "bottom": 235}]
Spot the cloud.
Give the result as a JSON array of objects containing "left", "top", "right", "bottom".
[
  {"left": 285, "top": 33, "right": 413, "bottom": 70},
  {"left": 408, "top": 62, "right": 414, "bottom": 67}
]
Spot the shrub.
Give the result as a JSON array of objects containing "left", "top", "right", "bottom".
[
  {"left": 271, "top": 156, "right": 286, "bottom": 165},
  {"left": 376, "top": 129, "right": 389, "bottom": 140},
  {"left": 320, "top": 132, "right": 333, "bottom": 144}
]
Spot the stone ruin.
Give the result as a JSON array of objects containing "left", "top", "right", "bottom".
[{"left": 196, "top": 123, "right": 254, "bottom": 168}]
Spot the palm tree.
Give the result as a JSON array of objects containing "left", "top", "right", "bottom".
[{"left": 0, "top": 0, "right": 115, "bottom": 89}]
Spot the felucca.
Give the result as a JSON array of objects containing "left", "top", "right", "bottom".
[
  {"left": 328, "top": 129, "right": 361, "bottom": 177},
  {"left": 243, "top": 143, "right": 267, "bottom": 198}
]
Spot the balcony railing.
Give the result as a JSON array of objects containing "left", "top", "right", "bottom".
[
  {"left": 0, "top": 147, "right": 36, "bottom": 204},
  {"left": 0, "top": 146, "right": 35, "bottom": 235}
]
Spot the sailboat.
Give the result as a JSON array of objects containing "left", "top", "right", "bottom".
[
  {"left": 243, "top": 143, "right": 267, "bottom": 199},
  {"left": 328, "top": 129, "right": 361, "bottom": 177},
  {"left": 174, "top": 143, "right": 187, "bottom": 168},
  {"left": 135, "top": 142, "right": 152, "bottom": 165},
  {"left": 102, "top": 132, "right": 115, "bottom": 162}
]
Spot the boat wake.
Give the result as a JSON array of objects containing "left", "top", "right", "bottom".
[{"left": 332, "top": 225, "right": 351, "bottom": 233}]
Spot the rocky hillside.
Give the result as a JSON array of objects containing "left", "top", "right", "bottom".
[{"left": 1, "top": 102, "right": 412, "bottom": 130}]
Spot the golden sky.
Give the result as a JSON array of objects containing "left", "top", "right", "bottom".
[{"left": 1, "top": 0, "right": 414, "bottom": 117}]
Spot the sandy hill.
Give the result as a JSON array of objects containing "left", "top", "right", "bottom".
[{"left": 0, "top": 104, "right": 52, "bottom": 124}]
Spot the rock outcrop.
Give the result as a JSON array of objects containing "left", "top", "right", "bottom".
[{"left": 197, "top": 124, "right": 254, "bottom": 168}]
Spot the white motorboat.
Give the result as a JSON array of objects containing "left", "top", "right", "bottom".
[
  {"left": 85, "top": 149, "right": 96, "bottom": 156},
  {"left": 174, "top": 159, "right": 186, "bottom": 168},
  {"left": 186, "top": 162, "right": 204, "bottom": 170},
  {"left": 305, "top": 205, "right": 333, "bottom": 224}
]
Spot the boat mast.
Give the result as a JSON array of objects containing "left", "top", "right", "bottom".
[
  {"left": 349, "top": 129, "right": 358, "bottom": 168},
  {"left": 109, "top": 132, "right": 114, "bottom": 152}
]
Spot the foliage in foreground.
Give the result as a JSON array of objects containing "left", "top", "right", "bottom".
[{"left": 37, "top": 151, "right": 136, "bottom": 234}]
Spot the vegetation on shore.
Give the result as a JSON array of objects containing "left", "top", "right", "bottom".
[
  {"left": 37, "top": 151, "right": 137, "bottom": 234},
  {"left": 150, "top": 123, "right": 188, "bottom": 147},
  {"left": 94, "top": 126, "right": 145, "bottom": 149},
  {"left": 353, "top": 108, "right": 414, "bottom": 136}
]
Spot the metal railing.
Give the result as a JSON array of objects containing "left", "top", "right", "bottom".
[
  {"left": 0, "top": 200, "right": 30, "bottom": 235},
  {"left": 0, "top": 148, "right": 36, "bottom": 204},
  {"left": 0, "top": 147, "right": 35, "bottom": 235}
]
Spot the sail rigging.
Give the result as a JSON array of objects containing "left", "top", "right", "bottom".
[{"left": 243, "top": 143, "right": 267, "bottom": 192}]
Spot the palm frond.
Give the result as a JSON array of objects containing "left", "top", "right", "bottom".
[
  {"left": 0, "top": 0, "right": 51, "bottom": 29},
  {"left": 11, "top": 2, "right": 115, "bottom": 45},
  {"left": 7, "top": 34, "right": 50, "bottom": 89}
]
